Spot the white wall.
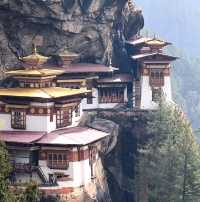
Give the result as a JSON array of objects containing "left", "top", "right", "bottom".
[
  {"left": 82, "top": 87, "right": 128, "bottom": 110},
  {"left": 140, "top": 75, "right": 173, "bottom": 110},
  {"left": 72, "top": 159, "right": 91, "bottom": 187},
  {"left": 0, "top": 105, "right": 82, "bottom": 132},
  {"left": 163, "top": 76, "right": 172, "bottom": 102},
  {"left": 38, "top": 159, "right": 91, "bottom": 188},
  {"left": 0, "top": 114, "right": 56, "bottom": 132}
]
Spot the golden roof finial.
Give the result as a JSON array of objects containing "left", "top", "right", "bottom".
[{"left": 32, "top": 43, "right": 37, "bottom": 54}]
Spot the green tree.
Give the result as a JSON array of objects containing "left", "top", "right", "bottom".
[
  {"left": 0, "top": 141, "right": 11, "bottom": 202},
  {"left": 135, "top": 102, "right": 200, "bottom": 202},
  {"left": 23, "top": 181, "right": 40, "bottom": 202}
]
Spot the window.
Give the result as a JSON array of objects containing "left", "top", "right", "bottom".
[
  {"left": 47, "top": 152, "right": 68, "bottom": 169},
  {"left": 25, "top": 83, "right": 30, "bottom": 88},
  {"left": 150, "top": 69, "right": 164, "bottom": 87},
  {"left": 75, "top": 104, "right": 80, "bottom": 117},
  {"left": 99, "top": 87, "right": 124, "bottom": 103},
  {"left": 11, "top": 110, "right": 26, "bottom": 129},
  {"left": 152, "top": 88, "right": 162, "bottom": 102},
  {"left": 56, "top": 108, "right": 72, "bottom": 128}
]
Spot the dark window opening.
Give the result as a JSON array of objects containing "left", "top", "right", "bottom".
[{"left": 11, "top": 110, "right": 26, "bottom": 129}]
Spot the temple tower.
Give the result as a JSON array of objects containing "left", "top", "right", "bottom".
[{"left": 127, "top": 37, "right": 177, "bottom": 109}]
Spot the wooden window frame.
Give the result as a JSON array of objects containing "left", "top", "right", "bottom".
[
  {"left": 11, "top": 110, "right": 26, "bottom": 129},
  {"left": 56, "top": 108, "right": 72, "bottom": 129},
  {"left": 152, "top": 88, "right": 162, "bottom": 102},
  {"left": 150, "top": 69, "right": 164, "bottom": 87},
  {"left": 98, "top": 87, "right": 124, "bottom": 104},
  {"left": 47, "top": 152, "right": 69, "bottom": 170}
]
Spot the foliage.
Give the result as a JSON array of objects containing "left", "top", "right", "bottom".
[
  {"left": 135, "top": 102, "right": 200, "bottom": 202},
  {"left": 0, "top": 141, "right": 12, "bottom": 202},
  {"left": 23, "top": 181, "right": 40, "bottom": 202}
]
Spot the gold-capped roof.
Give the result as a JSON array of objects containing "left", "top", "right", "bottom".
[
  {"left": 6, "top": 68, "right": 64, "bottom": 77},
  {"left": 19, "top": 45, "right": 49, "bottom": 67},
  {"left": 127, "top": 37, "right": 171, "bottom": 47},
  {"left": 59, "top": 50, "right": 79, "bottom": 58},
  {"left": 0, "top": 87, "right": 90, "bottom": 99},
  {"left": 145, "top": 39, "right": 166, "bottom": 46}
]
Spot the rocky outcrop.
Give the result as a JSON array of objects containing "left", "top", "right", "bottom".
[
  {"left": 0, "top": 0, "right": 143, "bottom": 70},
  {"left": 98, "top": 110, "right": 149, "bottom": 202}
]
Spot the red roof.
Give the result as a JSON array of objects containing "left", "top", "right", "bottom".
[
  {"left": 37, "top": 127, "right": 109, "bottom": 146},
  {"left": 97, "top": 74, "right": 132, "bottom": 83},
  {"left": 0, "top": 131, "right": 45, "bottom": 144},
  {"left": 132, "top": 53, "right": 177, "bottom": 61},
  {"left": 62, "top": 63, "right": 116, "bottom": 73}
]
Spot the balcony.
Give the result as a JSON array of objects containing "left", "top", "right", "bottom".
[
  {"left": 12, "top": 163, "right": 36, "bottom": 173},
  {"left": 47, "top": 161, "right": 69, "bottom": 170},
  {"left": 99, "top": 96, "right": 124, "bottom": 104}
]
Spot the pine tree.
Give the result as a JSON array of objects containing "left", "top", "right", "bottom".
[{"left": 135, "top": 102, "right": 200, "bottom": 202}]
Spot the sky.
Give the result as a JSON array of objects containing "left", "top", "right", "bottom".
[{"left": 134, "top": 0, "right": 200, "bottom": 57}]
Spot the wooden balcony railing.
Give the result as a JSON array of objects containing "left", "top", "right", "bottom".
[
  {"left": 13, "top": 163, "right": 36, "bottom": 173},
  {"left": 47, "top": 161, "right": 69, "bottom": 170},
  {"left": 99, "top": 96, "right": 124, "bottom": 104}
]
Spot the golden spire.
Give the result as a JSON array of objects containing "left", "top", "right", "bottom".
[
  {"left": 32, "top": 43, "right": 37, "bottom": 54},
  {"left": 20, "top": 44, "right": 49, "bottom": 68}
]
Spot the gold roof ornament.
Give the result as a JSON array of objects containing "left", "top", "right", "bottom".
[
  {"left": 59, "top": 50, "right": 79, "bottom": 66},
  {"left": 145, "top": 39, "right": 167, "bottom": 46},
  {"left": 19, "top": 44, "right": 49, "bottom": 68},
  {"left": 108, "top": 58, "right": 118, "bottom": 72}
]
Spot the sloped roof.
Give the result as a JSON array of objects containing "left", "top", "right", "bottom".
[
  {"left": 132, "top": 52, "right": 177, "bottom": 61},
  {"left": 0, "top": 87, "right": 89, "bottom": 99},
  {"left": 126, "top": 37, "right": 171, "bottom": 46},
  {"left": 37, "top": 127, "right": 109, "bottom": 146},
  {"left": 62, "top": 63, "right": 118, "bottom": 74},
  {"left": 6, "top": 68, "right": 64, "bottom": 77},
  {"left": 0, "top": 131, "right": 45, "bottom": 144},
  {"left": 97, "top": 74, "right": 133, "bottom": 83}
]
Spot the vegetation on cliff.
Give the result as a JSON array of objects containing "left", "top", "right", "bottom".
[
  {"left": 0, "top": 141, "right": 11, "bottom": 202},
  {"left": 135, "top": 102, "right": 200, "bottom": 202}
]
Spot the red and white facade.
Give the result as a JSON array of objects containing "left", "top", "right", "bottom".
[
  {"left": 0, "top": 49, "right": 110, "bottom": 192},
  {"left": 127, "top": 37, "right": 177, "bottom": 109}
]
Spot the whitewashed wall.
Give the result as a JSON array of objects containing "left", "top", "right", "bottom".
[
  {"left": 140, "top": 75, "right": 173, "bottom": 110},
  {"left": 82, "top": 87, "right": 128, "bottom": 110}
]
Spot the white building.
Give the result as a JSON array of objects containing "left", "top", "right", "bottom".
[
  {"left": 126, "top": 37, "right": 177, "bottom": 109},
  {"left": 56, "top": 63, "right": 133, "bottom": 110},
  {"left": 0, "top": 48, "right": 110, "bottom": 194}
]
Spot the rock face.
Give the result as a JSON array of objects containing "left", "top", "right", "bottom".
[
  {"left": 0, "top": 1, "right": 144, "bottom": 201},
  {"left": 0, "top": 0, "right": 143, "bottom": 69},
  {"left": 99, "top": 110, "right": 149, "bottom": 202}
]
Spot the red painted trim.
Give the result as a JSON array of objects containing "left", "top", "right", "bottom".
[{"left": 40, "top": 187, "right": 74, "bottom": 194}]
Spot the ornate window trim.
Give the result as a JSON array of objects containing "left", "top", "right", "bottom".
[
  {"left": 47, "top": 152, "right": 69, "bottom": 170},
  {"left": 11, "top": 110, "right": 26, "bottom": 129},
  {"left": 56, "top": 107, "right": 72, "bottom": 128}
]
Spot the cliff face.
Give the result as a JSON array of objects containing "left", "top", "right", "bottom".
[
  {"left": 0, "top": 0, "right": 143, "bottom": 69},
  {"left": 98, "top": 110, "right": 149, "bottom": 202},
  {"left": 0, "top": 1, "right": 144, "bottom": 201}
]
